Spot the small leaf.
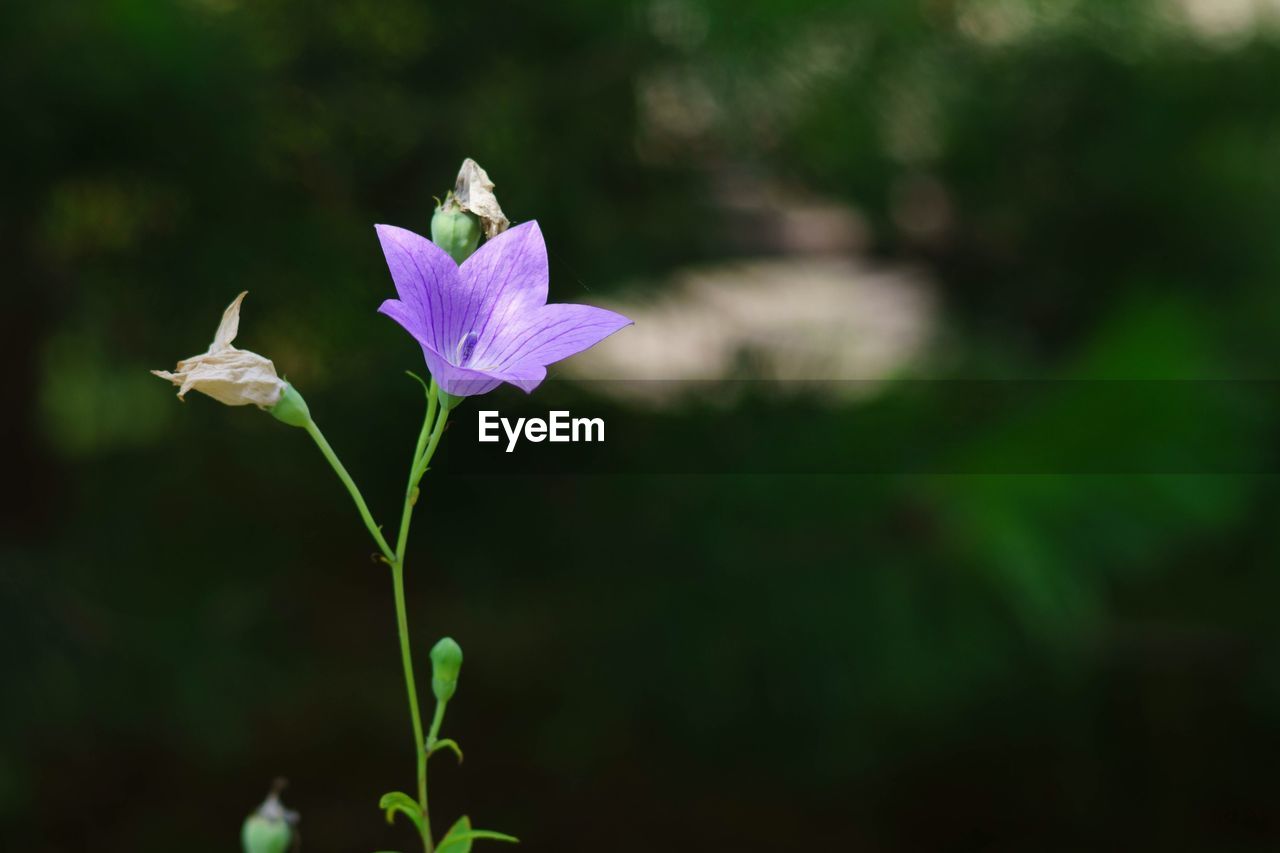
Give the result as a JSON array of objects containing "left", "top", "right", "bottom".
[
  {"left": 378, "top": 792, "right": 424, "bottom": 835},
  {"left": 430, "top": 738, "right": 464, "bottom": 764},
  {"left": 442, "top": 830, "right": 520, "bottom": 849},
  {"left": 438, "top": 816, "right": 473, "bottom": 853},
  {"left": 438, "top": 817, "right": 519, "bottom": 853}
]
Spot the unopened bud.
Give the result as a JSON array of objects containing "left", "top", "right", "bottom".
[
  {"left": 268, "top": 382, "right": 311, "bottom": 429},
  {"left": 430, "top": 159, "right": 509, "bottom": 264},
  {"left": 242, "top": 781, "right": 297, "bottom": 853},
  {"left": 431, "top": 196, "right": 481, "bottom": 265},
  {"left": 430, "top": 636, "right": 463, "bottom": 703}
]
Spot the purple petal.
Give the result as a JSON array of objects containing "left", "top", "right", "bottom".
[
  {"left": 458, "top": 221, "right": 550, "bottom": 353},
  {"left": 420, "top": 345, "right": 502, "bottom": 397},
  {"left": 375, "top": 224, "right": 468, "bottom": 355},
  {"left": 479, "top": 303, "right": 633, "bottom": 374},
  {"left": 377, "top": 297, "right": 418, "bottom": 341},
  {"left": 421, "top": 343, "right": 547, "bottom": 397},
  {"left": 376, "top": 219, "right": 631, "bottom": 398},
  {"left": 492, "top": 363, "right": 548, "bottom": 394}
]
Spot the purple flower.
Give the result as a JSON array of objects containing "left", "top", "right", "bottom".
[{"left": 376, "top": 221, "right": 632, "bottom": 397}]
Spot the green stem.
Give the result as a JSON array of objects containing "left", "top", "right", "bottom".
[
  {"left": 390, "top": 392, "right": 452, "bottom": 853},
  {"left": 396, "top": 400, "right": 451, "bottom": 564},
  {"left": 411, "top": 380, "right": 439, "bottom": 478},
  {"left": 390, "top": 558, "right": 432, "bottom": 853},
  {"left": 302, "top": 386, "right": 452, "bottom": 853},
  {"left": 304, "top": 419, "right": 395, "bottom": 564},
  {"left": 427, "top": 698, "right": 447, "bottom": 749}
]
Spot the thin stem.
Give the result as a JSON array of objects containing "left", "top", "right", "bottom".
[
  {"left": 299, "top": 382, "right": 454, "bottom": 853},
  {"left": 389, "top": 393, "right": 451, "bottom": 853},
  {"left": 390, "top": 559, "right": 432, "bottom": 853},
  {"left": 302, "top": 413, "right": 433, "bottom": 848},
  {"left": 395, "top": 402, "right": 451, "bottom": 563},
  {"left": 411, "top": 380, "right": 439, "bottom": 476},
  {"left": 427, "top": 699, "right": 447, "bottom": 749},
  {"left": 304, "top": 419, "right": 395, "bottom": 563}
]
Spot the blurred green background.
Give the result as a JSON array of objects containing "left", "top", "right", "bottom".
[{"left": 7, "top": 0, "right": 1280, "bottom": 849}]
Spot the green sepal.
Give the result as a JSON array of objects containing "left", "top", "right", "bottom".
[
  {"left": 429, "top": 737, "right": 464, "bottom": 764},
  {"left": 438, "top": 815, "right": 519, "bottom": 853},
  {"left": 267, "top": 381, "right": 311, "bottom": 429},
  {"left": 405, "top": 370, "right": 432, "bottom": 398},
  {"left": 436, "top": 384, "right": 464, "bottom": 413},
  {"left": 379, "top": 791, "right": 425, "bottom": 835}
]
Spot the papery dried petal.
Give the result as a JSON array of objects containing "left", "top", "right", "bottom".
[
  {"left": 211, "top": 290, "right": 247, "bottom": 351},
  {"left": 152, "top": 292, "right": 287, "bottom": 408},
  {"left": 453, "top": 158, "right": 509, "bottom": 239}
]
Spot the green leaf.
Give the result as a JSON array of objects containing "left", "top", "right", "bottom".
[
  {"left": 442, "top": 830, "right": 520, "bottom": 850},
  {"left": 378, "top": 791, "right": 424, "bottom": 835},
  {"left": 438, "top": 817, "right": 519, "bottom": 852},
  {"left": 438, "top": 816, "right": 473, "bottom": 853},
  {"left": 429, "top": 738, "right": 464, "bottom": 764}
]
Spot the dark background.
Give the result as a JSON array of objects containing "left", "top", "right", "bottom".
[{"left": 6, "top": 0, "right": 1280, "bottom": 850}]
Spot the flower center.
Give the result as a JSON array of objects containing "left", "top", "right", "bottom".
[{"left": 456, "top": 331, "right": 479, "bottom": 367}]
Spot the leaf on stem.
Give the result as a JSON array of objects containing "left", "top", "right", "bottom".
[
  {"left": 429, "top": 738, "right": 464, "bottom": 764},
  {"left": 438, "top": 816, "right": 519, "bottom": 852},
  {"left": 378, "top": 791, "right": 424, "bottom": 835}
]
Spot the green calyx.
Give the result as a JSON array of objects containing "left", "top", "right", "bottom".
[
  {"left": 430, "top": 636, "right": 463, "bottom": 703},
  {"left": 431, "top": 194, "right": 481, "bottom": 265},
  {"left": 268, "top": 381, "right": 312, "bottom": 429},
  {"left": 436, "top": 383, "right": 464, "bottom": 414}
]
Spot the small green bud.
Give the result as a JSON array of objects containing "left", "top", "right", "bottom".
[
  {"left": 431, "top": 194, "right": 481, "bottom": 265},
  {"left": 430, "top": 636, "right": 463, "bottom": 703},
  {"left": 242, "top": 814, "right": 291, "bottom": 853},
  {"left": 242, "top": 782, "right": 297, "bottom": 853},
  {"left": 268, "top": 382, "right": 311, "bottom": 429}
]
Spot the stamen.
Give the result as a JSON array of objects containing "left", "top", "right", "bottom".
[{"left": 456, "top": 331, "right": 479, "bottom": 366}]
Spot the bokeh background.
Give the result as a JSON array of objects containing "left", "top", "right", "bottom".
[{"left": 7, "top": 0, "right": 1280, "bottom": 849}]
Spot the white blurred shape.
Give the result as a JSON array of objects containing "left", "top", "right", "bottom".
[
  {"left": 561, "top": 257, "right": 937, "bottom": 407},
  {"left": 1172, "top": 0, "right": 1280, "bottom": 44}
]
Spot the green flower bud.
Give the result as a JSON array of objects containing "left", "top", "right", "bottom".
[
  {"left": 431, "top": 194, "right": 481, "bottom": 265},
  {"left": 242, "top": 814, "right": 291, "bottom": 853},
  {"left": 430, "top": 636, "right": 463, "bottom": 703},
  {"left": 268, "top": 381, "right": 311, "bottom": 429},
  {"left": 242, "top": 782, "right": 297, "bottom": 853}
]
